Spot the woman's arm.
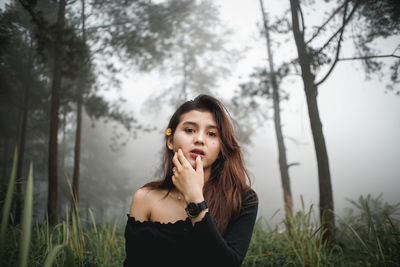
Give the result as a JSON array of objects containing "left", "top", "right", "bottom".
[
  {"left": 171, "top": 149, "right": 258, "bottom": 265},
  {"left": 191, "top": 190, "right": 258, "bottom": 266}
]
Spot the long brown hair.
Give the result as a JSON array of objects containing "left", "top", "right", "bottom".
[{"left": 145, "top": 95, "right": 251, "bottom": 234}]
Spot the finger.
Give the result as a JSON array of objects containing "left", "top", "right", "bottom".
[
  {"left": 172, "top": 152, "right": 182, "bottom": 170},
  {"left": 171, "top": 175, "right": 176, "bottom": 185},
  {"left": 196, "top": 155, "right": 204, "bottom": 174},
  {"left": 177, "top": 149, "right": 192, "bottom": 168}
]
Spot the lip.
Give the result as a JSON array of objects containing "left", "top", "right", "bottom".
[{"left": 189, "top": 148, "right": 205, "bottom": 159}]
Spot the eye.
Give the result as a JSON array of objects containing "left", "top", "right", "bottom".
[
  {"left": 184, "top": 128, "right": 194, "bottom": 133},
  {"left": 208, "top": 131, "right": 218, "bottom": 137}
]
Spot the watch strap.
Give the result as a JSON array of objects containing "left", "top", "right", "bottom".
[
  {"left": 185, "top": 200, "right": 208, "bottom": 218},
  {"left": 197, "top": 200, "right": 208, "bottom": 211}
]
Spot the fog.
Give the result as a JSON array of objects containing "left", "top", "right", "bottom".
[
  {"left": 96, "top": 1, "right": 399, "bottom": 225},
  {"left": 2, "top": 0, "right": 398, "bottom": 227},
  {"left": 111, "top": 68, "right": 399, "bottom": 226}
]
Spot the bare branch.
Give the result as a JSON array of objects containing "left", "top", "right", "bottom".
[
  {"left": 338, "top": 54, "right": 400, "bottom": 61},
  {"left": 306, "top": 2, "right": 346, "bottom": 45},
  {"left": 85, "top": 21, "right": 133, "bottom": 33},
  {"left": 67, "top": 0, "right": 78, "bottom": 5},
  {"left": 316, "top": 0, "right": 360, "bottom": 55},
  {"left": 287, "top": 162, "right": 300, "bottom": 169},
  {"left": 316, "top": 0, "right": 350, "bottom": 86}
]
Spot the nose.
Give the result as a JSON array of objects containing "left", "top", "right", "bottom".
[{"left": 194, "top": 131, "right": 205, "bottom": 144}]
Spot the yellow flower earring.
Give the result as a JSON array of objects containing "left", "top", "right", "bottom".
[{"left": 165, "top": 128, "right": 172, "bottom": 136}]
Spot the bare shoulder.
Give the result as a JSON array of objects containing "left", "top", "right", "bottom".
[
  {"left": 129, "top": 187, "right": 167, "bottom": 221},
  {"left": 129, "top": 187, "right": 151, "bottom": 219},
  {"left": 132, "top": 187, "right": 152, "bottom": 202}
]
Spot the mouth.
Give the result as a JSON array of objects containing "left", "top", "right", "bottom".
[{"left": 189, "top": 148, "right": 205, "bottom": 159}]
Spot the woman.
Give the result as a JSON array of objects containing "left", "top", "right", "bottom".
[{"left": 124, "top": 95, "right": 258, "bottom": 267}]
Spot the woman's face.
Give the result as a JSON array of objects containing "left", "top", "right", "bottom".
[{"left": 167, "top": 110, "right": 221, "bottom": 170}]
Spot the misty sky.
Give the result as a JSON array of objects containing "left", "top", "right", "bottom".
[{"left": 107, "top": 1, "right": 400, "bottom": 224}]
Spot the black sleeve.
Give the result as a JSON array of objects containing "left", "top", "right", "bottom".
[{"left": 191, "top": 189, "right": 258, "bottom": 266}]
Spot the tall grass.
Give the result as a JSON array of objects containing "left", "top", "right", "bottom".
[
  {"left": 0, "top": 147, "right": 18, "bottom": 256},
  {"left": 17, "top": 162, "right": 34, "bottom": 267},
  {"left": 336, "top": 194, "right": 400, "bottom": 266},
  {"left": 0, "top": 152, "right": 125, "bottom": 266},
  {"left": 244, "top": 195, "right": 400, "bottom": 267},
  {"left": 1, "top": 153, "right": 399, "bottom": 266},
  {"left": 243, "top": 196, "right": 344, "bottom": 267}
]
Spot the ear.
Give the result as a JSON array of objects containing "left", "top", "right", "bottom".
[{"left": 167, "top": 136, "right": 174, "bottom": 150}]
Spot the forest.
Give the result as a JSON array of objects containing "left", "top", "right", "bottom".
[{"left": 1, "top": 0, "right": 399, "bottom": 266}]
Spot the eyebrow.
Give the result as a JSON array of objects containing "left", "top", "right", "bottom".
[{"left": 182, "top": 121, "right": 218, "bottom": 130}]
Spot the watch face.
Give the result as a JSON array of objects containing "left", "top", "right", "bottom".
[{"left": 187, "top": 202, "right": 199, "bottom": 217}]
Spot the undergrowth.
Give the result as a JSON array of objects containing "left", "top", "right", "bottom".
[{"left": 1, "top": 151, "right": 399, "bottom": 266}]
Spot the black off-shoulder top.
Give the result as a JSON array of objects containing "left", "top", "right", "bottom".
[{"left": 124, "top": 189, "right": 258, "bottom": 267}]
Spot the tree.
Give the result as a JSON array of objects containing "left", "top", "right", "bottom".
[
  {"left": 260, "top": 0, "right": 294, "bottom": 220},
  {"left": 66, "top": 0, "right": 205, "bottom": 213},
  {"left": 0, "top": 3, "right": 51, "bottom": 224},
  {"left": 232, "top": 0, "right": 297, "bottom": 223},
  {"left": 71, "top": 0, "right": 89, "bottom": 214},
  {"left": 343, "top": 0, "right": 400, "bottom": 93},
  {"left": 16, "top": 0, "right": 95, "bottom": 224},
  {"left": 46, "top": 0, "right": 66, "bottom": 226},
  {"left": 143, "top": 0, "right": 235, "bottom": 109},
  {"left": 15, "top": 0, "right": 210, "bottom": 223},
  {"left": 56, "top": 112, "right": 136, "bottom": 224},
  {"left": 288, "top": 0, "right": 399, "bottom": 243}
]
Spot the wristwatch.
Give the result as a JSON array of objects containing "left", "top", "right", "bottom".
[{"left": 185, "top": 201, "right": 208, "bottom": 218}]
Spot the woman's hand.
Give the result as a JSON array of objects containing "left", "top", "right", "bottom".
[{"left": 172, "top": 149, "right": 204, "bottom": 203}]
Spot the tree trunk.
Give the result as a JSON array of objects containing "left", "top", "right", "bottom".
[
  {"left": 289, "top": 0, "right": 335, "bottom": 243},
  {"left": 15, "top": 35, "right": 34, "bottom": 225},
  {"left": 260, "top": 0, "right": 294, "bottom": 220},
  {"left": 47, "top": 0, "right": 66, "bottom": 226},
  {"left": 71, "top": 0, "right": 87, "bottom": 214}
]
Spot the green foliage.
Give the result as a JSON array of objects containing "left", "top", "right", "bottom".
[
  {"left": 90, "top": 0, "right": 196, "bottom": 71},
  {"left": 3, "top": 212, "right": 125, "bottom": 266},
  {"left": 0, "top": 147, "right": 18, "bottom": 255},
  {"left": 17, "top": 163, "right": 34, "bottom": 267},
  {"left": 0, "top": 150, "right": 38, "bottom": 266},
  {"left": 337, "top": 194, "right": 400, "bottom": 266},
  {"left": 2, "top": 156, "right": 398, "bottom": 266},
  {"left": 244, "top": 194, "right": 400, "bottom": 266},
  {"left": 243, "top": 199, "right": 344, "bottom": 267},
  {"left": 0, "top": 157, "right": 125, "bottom": 266},
  {"left": 0, "top": 2, "right": 57, "bottom": 181}
]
